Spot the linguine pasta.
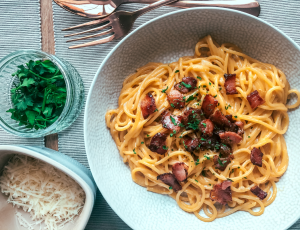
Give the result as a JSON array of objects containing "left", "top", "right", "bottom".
[{"left": 105, "top": 35, "right": 300, "bottom": 221}]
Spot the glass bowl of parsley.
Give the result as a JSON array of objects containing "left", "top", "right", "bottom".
[{"left": 0, "top": 50, "right": 84, "bottom": 137}]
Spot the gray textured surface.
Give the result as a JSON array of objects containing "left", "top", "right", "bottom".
[
  {"left": 52, "top": 0, "right": 300, "bottom": 229},
  {"left": 0, "top": 0, "right": 44, "bottom": 146}
]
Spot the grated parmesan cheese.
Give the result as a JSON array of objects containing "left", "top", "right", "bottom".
[{"left": 0, "top": 155, "right": 85, "bottom": 230}]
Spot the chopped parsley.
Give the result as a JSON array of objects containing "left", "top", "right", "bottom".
[
  {"left": 234, "top": 115, "right": 238, "bottom": 118},
  {"left": 195, "top": 179, "right": 199, "bottom": 182},
  {"left": 170, "top": 116, "right": 177, "bottom": 126},
  {"left": 219, "top": 87, "right": 222, "bottom": 91},
  {"left": 133, "top": 148, "right": 136, "bottom": 154},
  {"left": 214, "top": 95, "right": 217, "bottom": 98},
  {"left": 248, "top": 136, "right": 250, "bottom": 138},
  {"left": 187, "top": 119, "right": 200, "bottom": 130},
  {"left": 141, "top": 142, "right": 144, "bottom": 144},
  {"left": 203, "top": 85, "right": 207, "bottom": 88},
  {"left": 147, "top": 134, "right": 150, "bottom": 137},
  {"left": 181, "top": 82, "right": 192, "bottom": 89},
  {"left": 217, "top": 157, "right": 224, "bottom": 166},
  {"left": 162, "top": 145, "right": 168, "bottom": 150},
  {"left": 169, "top": 186, "right": 172, "bottom": 189},
  {"left": 161, "top": 86, "right": 168, "bottom": 93},
  {"left": 154, "top": 109, "right": 158, "bottom": 112},
  {"left": 201, "top": 137, "right": 206, "bottom": 141},
  {"left": 197, "top": 76, "right": 202, "bottom": 80},
  {"left": 209, "top": 82, "right": 211, "bottom": 85},
  {"left": 204, "top": 155, "right": 210, "bottom": 160},
  {"left": 170, "top": 103, "right": 175, "bottom": 108},
  {"left": 175, "top": 70, "right": 179, "bottom": 73},
  {"left": 185, "top": 95, "right": 195, "bottom": 103},
  {"left": 243, "top": 177, "right": 247, "bottom": 179},
  {"left": 201, "top": 122, "right": 207, "bottom": 128},
  {"left": 195, "top": 159, "right": 200, "bottom": 166},
  {"left": 227, "top": 178, "right": 234, "bottom": 182}
]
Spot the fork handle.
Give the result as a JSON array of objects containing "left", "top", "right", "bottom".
[
  {"left": 127, "top": 0, "right": 260, "bottom": 17},
  {"left": 133, "top": 0, "right": 179, "bottom": 18}
]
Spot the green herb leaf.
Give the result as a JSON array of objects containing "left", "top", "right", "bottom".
[
  {"left": 133, "top": 148, "right": 136, "bottom": 154},
  {"left": 204, "top": 155, "right": 210, "bottom": 160},
  {"left": 163, "top": 145, "right": 168, "bottom": 150},
  {"left": 181, "top": 82, "right": 191, "bottom": 89},
  {"left": 227, "top": 178, "right": 234, "bottom": 182},
  {"left": 175, "top": 70, "right": 179, "bottom": 73},
  {"left": 185, "top": 95, "right": 195, "bottom": 103},
  {"left": 217, "top": 157, "right": 224, "bottom": 166},
  {"left": 170, "top": 116, "right": 177, "bottom": 126},
  {"left": 141, "top": 142, "right": 144, "bottom": 144},
  {"left": 197, "top": 76, "right": 202, "bottom": 80},
  {"left": 162, "top": 86, "right": 168, "bottom": 93},
  {"left": 169, "top": 186, "right": 172, "bottom": 189}
]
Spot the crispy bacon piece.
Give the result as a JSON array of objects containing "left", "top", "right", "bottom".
[
  {"left": 219, "top": 131, "right": 242, "bottom": 144},
  {"left": 250, "top": 185, "right": 267, "bottom": 200},
  {"left": 161, "top": 111, "right": 182, "bottom": 133},
  {"left": 224, "top": 74, "right": 238, "bottom": 95},
  {"left": 141, "top": 93, "right": 157, "bottom": 119},
  {"left": 219, "top": 144, "right": 232, "bottom": 157},
  {"left": 235, "top": 121, "right": 244, "bottom": 136},
  {"left": 209, "top": 110, "right": 231, "bottom": 127},
  {"left": 167, "top": 89, "right": 185, "bottom": 109},
  {"left": 182, "top": 107, "right": 205, "bottom": 127},
  {"left": 199, "top": 136, "right": 219, "bottom": 151},
  {"left": 213, "top": 155, "right": 234, "bottom": 171},
  {"left": 149, "top": 133, "right": 168, "bottom": 155},
  {"left": 250, "top": 147, "right": 263, "bottom": 167},
  {"left": 225, "top": 114, "right": 234, "bottom": 123},
  {"left": 247, "top": 90, "right": 265, "bottom": 109},
  {"left": 183, "top": 137, "right": 200, "bottom": 152},
  {"left": 157, "top": 173, "right": 182, "bottom": 192},
  {"left": 210, "top": 180, "right": 232, "bottom": 205},
  {"left": 201, "top": 94, "right": 218, "bottom": 118},
  {"left": 199, "top": 119, "right": 214, "bottom": 137},
  {"left": 174, "top": 77, "right": 197, "bottom": 94},
  {"left": 172, "top": 162, "right": 189, "bottom": 182}
]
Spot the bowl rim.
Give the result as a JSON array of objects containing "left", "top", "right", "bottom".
[
  {"left": 84, "top": 7, "right": 300, "bottom": 230},
  {"left": 0, "top": 145, "right": 95, "bottom": 230},
  {"left": 0, "top": 49, "right": 75, "bottom": 138}
]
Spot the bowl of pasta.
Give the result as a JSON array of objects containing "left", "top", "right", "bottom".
[{"left": 84, "top": 7, "right": 300, "bottom": 230}]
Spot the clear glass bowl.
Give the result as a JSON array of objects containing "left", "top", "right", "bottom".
[{"left": 0, "top": 50, "right": 84, "bottom": 138}]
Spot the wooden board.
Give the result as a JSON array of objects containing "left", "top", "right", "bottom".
[{"left": 40, "top": 0, "right": 58, "bottom": 151}]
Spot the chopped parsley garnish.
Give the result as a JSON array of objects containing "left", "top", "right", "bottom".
[
  {"left": 201, "top": 137, "right": 206, "bottom": 141},
  {"left": 162, "top": 145, "right": 168, "bottom": 150},
  {"left": 209, "top": 184, "right": 212, "bottom": 186},
  {"left": 185, "top": 95, "right": 195, "bottom": 103},
  {"left": 147, "top": 134, "right": 150, "bottom": 137},
  {"left": 133, "top": 148, "right": 136, "bottom": 154},
  {"left": 243, "top": 177, "right": 247, "bottom": 179},
  {"left": 154, "top": 109, "right": 158, "bottom": 112},
  {"left": 170, "top": 116, "right": 177, "bottom": 126},
  {"left": 161, "top": 86, "right": 168, "bottom": 93},
  {"left": 201, "top": 122, "right": 207, "bottom": 128},
  {"left": 141, "top": 142, "right": 144, "bottom": 144},
  {"left": 170, "top": 103, "right": 175, "bottom": 108},
  {"left": 227, "top": 178, "right": 234, "bottom": 182},
  {"left": 181, "top": 82, "right": 192, "bottom": 88},
  {"left": 197, "top": 76, "right": 202, "bottom": 80},
  {"left": 234, "top": 115, "right": 238, "bottom": 118},
  {"left": 175, "top": 70, "right": 179, "bottom": 73},
  {"left": 187, "top": 119, "right": 200, "bottom": 130},
  {"left": 214, "top": 95, "right": 217, "bottom": 98},
  {"left": 248, "top": 136, "right": 250, "bottom": 138},
  {"left": 195, "top": 179, "right": 199, "bottom": 182},
  {"left": 219, "top": 87, "right": 222, "bottom": 91},
  {"left": 7, "top": 59, "right": 66, "bottom": 130},
  {"left": 209, "top": 82, "right": 211, "bottom": 85},
  {"left": 169, "top": 186, "right": 172, "bottom": 189},
  {"left": 217, "top": 157, "right": 224, "bottom": 166},
  {"left": 204, "top": 155, "right": 210, "bottom": 160},
  {"left": 203, "top": 85, "right": 207, "bottom": 88},
  {"left": 195, "top": 159, "right": 200, "bottom": 166}
]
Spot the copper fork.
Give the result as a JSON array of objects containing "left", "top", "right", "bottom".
[{"left": 63, "top": 0, "right": 178, "bottom": 49}]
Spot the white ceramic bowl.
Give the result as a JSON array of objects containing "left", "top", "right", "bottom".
[
  {"left": 0, "top": 145, "right": 96, "bottom": 230},
  {"left": 85, "top": 8, "right": 300, "bottom": 230}
]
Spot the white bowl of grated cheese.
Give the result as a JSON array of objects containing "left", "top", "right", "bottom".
[{"left": 0, "top": 145, "right": 96, "bottom": 230}]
